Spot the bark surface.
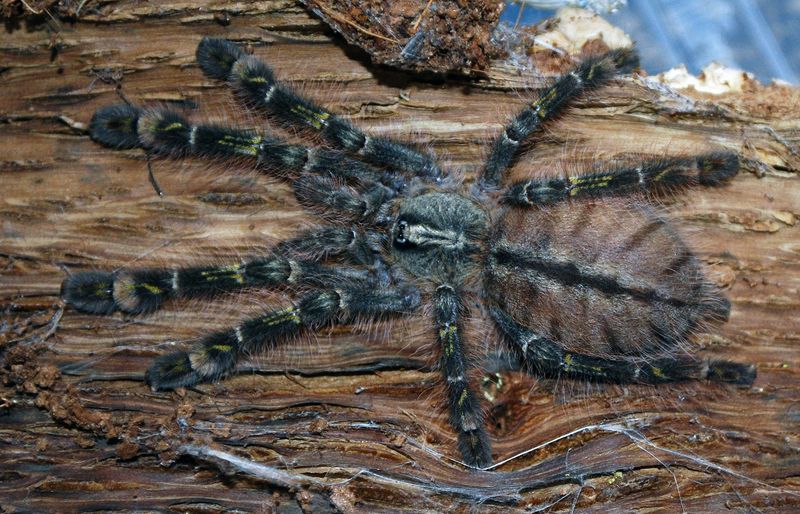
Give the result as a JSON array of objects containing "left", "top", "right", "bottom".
[{"left": 1, "top": 2, "right": 799, "bottom": 512}]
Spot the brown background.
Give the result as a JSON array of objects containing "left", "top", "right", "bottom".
[{"left": 1, "top": 1, "right": 799, "bottom": 512}]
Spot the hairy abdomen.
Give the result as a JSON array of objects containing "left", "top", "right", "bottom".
[{"left": 486, "top": 199, "right": 728, "bottom": 358}]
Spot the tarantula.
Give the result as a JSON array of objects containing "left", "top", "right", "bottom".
[{"left": 61, "top": 37, "right": 756, "bottom": 468}]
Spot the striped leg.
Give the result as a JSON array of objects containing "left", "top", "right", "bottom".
[
  {"left": 491, "top": 308, "right": 756, "bottom": 385},
  {"left": 147, "top": 285, "right": 421, "bottom": 390},
  {"left": 479, "top": 49, "right": 638, "bottom": 190},
  {"left": 195, "top": 38, "right": 443, "bottom": 181},
  {"left": 275, "top": 226, "right": 384, "bottom": 265},
  {"left": 503, "top": 153, "right": 739, "bottom": 206},
  {"left": 293, "top": 174, "right": 394, "bottom": 224},
  {"left": 434, "top": 285, "right": 492, "bottom": 468},
  {"left": 90, "top": 105, "right": 398, "bottom": 221},
  {"left": 89, "top": 104, "right": 403, "bottom": 190},
  {"left": 61, "top": 256, "right": 377, "bottom": 316}
]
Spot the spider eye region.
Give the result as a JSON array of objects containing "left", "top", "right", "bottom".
[
  {"left": 394, "top": 220, "right": 409, "bottom": 245},
  {"left": 391, "top": 192, "right": 487, "bottom": 281}
]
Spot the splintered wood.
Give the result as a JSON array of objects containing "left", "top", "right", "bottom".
[{"left": 1, "top": 1, "right": 799, "bottom": 512}]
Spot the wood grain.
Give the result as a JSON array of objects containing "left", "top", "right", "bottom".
[{"left": 1, "top": 2, "right": 799, "bottom": 512}]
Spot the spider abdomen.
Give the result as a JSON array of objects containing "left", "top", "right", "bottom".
[{"left": 486, "top": 199, "right": 728, "bottom": 359}]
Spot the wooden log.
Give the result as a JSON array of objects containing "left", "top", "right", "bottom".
[{"left": 1, "top": 2, "right": 799, "bottom": 512}]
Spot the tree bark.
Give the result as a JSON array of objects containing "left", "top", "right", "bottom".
[{"left": 1, "top": 1, "right": 799, "bottom": 512}]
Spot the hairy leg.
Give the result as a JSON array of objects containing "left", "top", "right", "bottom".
[
  {"left": 62, "top": 254, "right": 385, "bottom": 315},
  {"left": 491, "top": 307, "right": 756, "bottom": 385},
  {"left": 147, "top": 285, "right": 421, "bottom": 390},
  {"left": 503, "top": 153, "right": 739, "bottom": 206},
  {"left": 434, "top": 284, "right": 492, "bottom": 468},
  {"left": 479, "top": 49, "right": 638, "bottom": 190},
  {"left": 195, "top": 38, "right": 443, "bottom": 181},
  {"left": 89, "top": 104, "right": 403, "bottom": 190}
]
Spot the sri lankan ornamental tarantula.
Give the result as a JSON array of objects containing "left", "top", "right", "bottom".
[{"left": 61, "top": 37, "right": 757, "bottom": 468}]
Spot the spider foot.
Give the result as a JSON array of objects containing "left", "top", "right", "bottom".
[
  {"left": 146, "top": 351, "right": 203, "bottom": 391},
  {"left": 604, "top": 47, "right": 639, "bottom": 74},
  {"left": 196, "top": 37, "right": 243, "bottom": 81},
  {"left": 696, "top": 152, "right": 740, "bottom": 186},
  {"left": 706, "top": 360, "right": 757, "bottom": 385},
  {"left": 89, "top": 104, "right": 142, "bottom": 149},
  {"left": 62, "top": 270, "right": 171, "bottom": 315},
  {"left": 458, "top": 428, "right": 492, "bottom": 469},
  {"left": 61, "top": 271, "right": 117, "bottom": 315}
]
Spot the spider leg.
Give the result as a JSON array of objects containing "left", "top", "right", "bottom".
[
  {"left": 491, "top": 307, "right": 756, "bottom": 385},
  {"left": 195, "top": 37, "right": 443, "bottom": 181},
  {"left": 503, "top": 153, "right": 739, "bottom": 206},
  {"left": 293, "top": 174, "right": 394, "bottom": 225},
  {"left": 90, "top": 104, "right": 404, "bottom": 190},
  {"left": 61, "top": 254, "right": 382, "bottom": 315},
  {"left": 146, "top": 284, "right": 421, "bottom": 390},
  {"left": 275, "top": 226, "right": 385, "bottom": 265},
  {"left": 479, "top": 49, "right": 637, "bottom": 190},
  {"left": 434, "top": 284, "right": 492, "bottom": 468}
]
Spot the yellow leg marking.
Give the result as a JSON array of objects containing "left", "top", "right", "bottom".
[
  {"left": 653, "top": 168, "right": 673, "bottom": 182},
  {"left": 568, "top": 174, "right": 613, "bottom": 196},
  {"left": 217, "top": 134, "right": 262, "bottom": 156},
  {"left": 125, "top": 282, "right": 162, "bottom": 295},
  {"left": 569, "top": 175, "right": 613, "bottom": 187},
  {"left": 531, "top": 86, "right": 559, "bottom": 117},
  {"left": 563, "top": 353, "right": 575, "bottom": 371},
  {"left": 651, "top": 366, "right": 667, "bottom": 379},
  {"left": 290, "top": 104, "right": 331, "bottom": 130},
  {"left": 262, "top": 307, "right": 301, "bottom": 326},
  {"left": 139, "top": 283, "right": 163, "bottom": 295},
  {"left": 140, "top": 117, "right": 185, "bottom": 139},
  {"left": 587, "top": 63, "right": 599, "bottom": 81},
  {"left": 457, "top": 388, "right": 469, "bottom": 406},
  {"left": 208, "top": 344, "right": 233, "bottom": 353},
  {"left": 562, "top": 353, "right": 604, "bottom": 375},
  {"left": 242, "top": 73, "right": 269, "bottom": 84},
  {"left": 201, "top": 264, "right": 244, "bottom": 284},
  {"left": 439, "top": 325, "right": 457, "bottom": 356},
  {"left": 159, "top": 122, "right": 185, "bottom": 132}
]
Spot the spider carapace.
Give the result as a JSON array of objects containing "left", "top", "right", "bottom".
[{"left": 61, "top": 38, "right": 756, "bottom": 468}]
